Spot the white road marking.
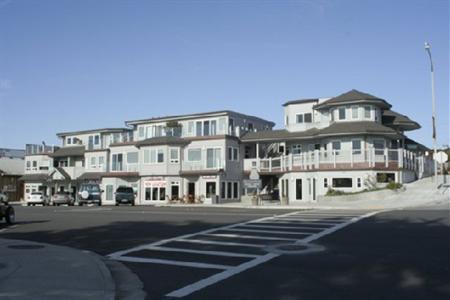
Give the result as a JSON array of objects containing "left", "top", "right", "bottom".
[
  {"left": 242, "top": 224, "right": 324, "bottom": 231},
  {"left": 115, "top": 256, "right": 232, "bottom": 270},
  {"left": 145, "top": 246, "right": 260, "bottom": 258},
  {"left": 255, "top": 219, "right": 339, "bottom": 225},
  {"left": 165, "top": 253, "right": 278, "bottom": 298},
  {"left": 176, "top": 238, "right": 266, "bottom": 248},
  {"left": 203, "top": 233, "right": 298, "bottom": 242},
  {"left": 224, "top": 227, "right": 311, "bottom": 236},
  {"left": 165, "top": 210, "right": 381, "bottom": 298}
]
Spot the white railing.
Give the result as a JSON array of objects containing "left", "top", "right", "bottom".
[
  {"left": 244, "top": 148, "right": 424, "bottom": 173},
  {"left": 182, "top": 159, "right": 224, "bottom": 171}
]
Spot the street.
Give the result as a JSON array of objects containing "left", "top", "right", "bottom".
[{"left": 1, "top": 204, "right": 449, "bottom": 300}]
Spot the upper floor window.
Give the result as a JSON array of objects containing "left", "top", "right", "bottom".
[
  {"left": 332, "top": 141, "right": 341, "bottom": 155},
  {"left": 98, "top": 156, "right": 104, "bottom": 166},
  {"left": 248, "top": 123, "right": 254, "bottom": 131},
  {"left": 285, "top": 115, "right": 289, "bottom": 125},
  {"left": 296, "top": 113, "right": 312, "bottom": 124},
  {"left": 330, "top": 109, "right": 335, "bottom": 122},
  {"left": 373, "top": 139, "right": 385, "bottom": 155},
  {"left": 138, "top": 127, "right": 145, "bottom": 138},
  {"left": 170, "top": 148, "right": 179, "bottom": 163},
  {"left": 352, "top": 140, "right": 362, "bottom": 155},
  {"left": 364, "top": 106, "right": 371, "bottom": 119},
  {"left": 143, "top": 149, "right": 164, "bottom": 164},
  {"left": 127, "top": 152, "right": 138, "bottom": 164},
  {"left": 228, "top": 147, "right": 239, "bottom": 161},
  {"left": 196, "top": 121, "right": 202, "bottom": 136},
  {"left": 352, "top": 106, "right": 359, "bottom": 119},
  {"left": 338, "top": 107, "right": 346, "bottom": 120},
  {"left": 91, "top": 156, "right": 96, "bottom": 167},
  {"left": 187, "top": 148, "right": 201, "bottom": 161},
  {"left": 292, "top": 144, "right": 302, "bottom": 154},
  {"left": 111, "top": 154, "right": 123, "bottom": 171},
  {"left": 94, "top": 135, "right": 100, "bottom": 145},
  {"left": 67, "top": 138, "right": 72, "bottom": 145}
]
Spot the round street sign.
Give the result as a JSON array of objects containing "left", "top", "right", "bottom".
[{"left": 433, "top": 151, "right": 448, "bottom": 164}]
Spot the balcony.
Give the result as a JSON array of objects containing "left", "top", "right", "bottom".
[
  {"left": 181, "top": 159, "right": 224, "bottom": 172},
  {"left": 111, "top": 163, "right": 139, "bottom": 173},
  {"left": 244, "top": 149, "right": 424, "bottom": 173}
]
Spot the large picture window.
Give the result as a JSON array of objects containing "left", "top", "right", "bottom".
[
  {"left": 187, "top": 148, "right": 201, "bottom": 161},
  {"left": 112, "top": 154, "right": 123, "bottom": 171},
  {"left": 143, "top": 149, "right": 164, "bottom": 164},
  {"left": 332, "top": 178, "right": 353, "bottom": 188}
]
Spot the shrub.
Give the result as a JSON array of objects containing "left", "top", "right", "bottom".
[
  {"left": 326, "top": 188, "right": 346, "bottom": 196},
  {"left": 386, "top": 181, "right": 402, "bottom": 190}
]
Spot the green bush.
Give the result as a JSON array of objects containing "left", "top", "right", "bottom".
[
  {"left": 386, "top": 181, "right": 402, "bottom": 190},
  {"left": 326, "top": 188, "right": 346, "bottom": 196}
]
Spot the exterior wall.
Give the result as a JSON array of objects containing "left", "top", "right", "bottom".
[
  {"left": 85, "top": 151, "right": 109, "bottom": 172},
  {"left": 24, "top": 155, "right": 53, "bottom": 174}
]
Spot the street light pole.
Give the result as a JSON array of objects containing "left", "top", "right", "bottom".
[{"left": 424, "top": 42, "right": 438, "bottom": 184}]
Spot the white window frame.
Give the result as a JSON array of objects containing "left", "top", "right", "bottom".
[
  {"left": 143, "top": 148, "right": 165, "bottom": 165},
  {"left": 338, "top": 107, "right": 346, "bottom": 120},
  {"left": 364, "top": 106, "right": 371, "bottom": 119},
  {"left": 187, "top": 148, "right": 202, "bottom": 162},
  {"left": 296, "top": 114, "right": 303, "bottom": 124},
  {"left": 331, "top": 140, "right": 341, "bottom": 155},
  {"left": 91, "top": 156, "right": 97, "bottom": 168},
  {"left": 292, "top": 144, "right": 302, "bottom": 155},
  {"left": 351, "top": 106, "right": 359, "bottom": 119},
  {"left": 169, "top": 147, "right": 180, "bottom": 164},
  {"left": 352, "top": 139, "right": 362, "bottom": 155}
]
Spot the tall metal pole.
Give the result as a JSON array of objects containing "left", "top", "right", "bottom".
[{"left": 424, "top": 42, "right": 438, "bottom": 184}]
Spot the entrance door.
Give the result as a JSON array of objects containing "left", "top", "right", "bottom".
[
  {"left": 171, "top": 185, "right": 179, "bottom": 201},
  {"left": 312, "top": 178, "right": 316, "bottom": 201},
  {"left": 188, "top": 182, "right": 195, "bottom": 202},
  {"left": 206, "top": 182, "right": 216, "bottom": 202},
  {"left": 296, "top": 179, "right": 302, "bottom": 200}
]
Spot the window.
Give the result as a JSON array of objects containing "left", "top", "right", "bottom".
[
  {"left": 170, "top": 148, "right": 179, "bottom": 163},
  {"left": 211, "top": 120, "right": 217, "bottom": 135},
  {"left": 98, "top": 156, "right": 104, "bottom": 166},
  {"left": 332, "top": 141, "right": 341, "bottom": 155},
  {"left": 203, "top": 121, "right": 210, "bottom": 136},
  {"left": 188, "top": 121, "right": 194, "bottom": 136},
  {"left": 332, "top": 178, "right": 353, "bottom": 188},
  {"left": 144, "top": 149, "right": 164, "bottom": 164},
  {"left": 138, "top": 127, "right": 145, "bottom": 138},
  {"left": 106, "top": 185, "right": 114, "bottom": 201},
  {"left": 206, "top": 182, "right": 216, "bottom": 198},
  {"left": 187, "top": 148, "right": 201, "bottom": 161},
  {"left": 324, "top": 178, "right": 328, "bottom": 188},
  {"left": 32, "top": 161, "right": 37, "bottom": 168},
  {"left": 91, "top": 157, "right": 96, "bottom": 167},
  {"left": 228, "top": 147, "right": 238, "bottom": 161},
  {"left": 296, "top": 114, "right": 303, "bottom": 123},
  {"left": 144, "top": 186, "right": 166, "bottom": 201},
  {"left": 330, "top": 109, "right": 335, "bottom": 122},
  {"left": 357, "top": 178, "right": 362, "bottom": 188},
  {"left": 338, "top": 107, "right": 346, "bottom": 120},
  {"left": 373, "top": 139, "right": 385, "bottom": 155},
  {"left": 364, "top": 106, "right": 371, "bottom": 119},
  {"left": 127, "top": 152, "right": 138, "bottom": 164},
  {"left": 112, "top": 154, "right": 123, "bottom": 171},
  {"left": 206, "top": 148, "right": 221, "bottom": 168},
  {"left": 26, "top": 161, "right": 31, "bottom": 168},
  {"left": 221, "top": 182, "right": 226, "bottom": 199},
  {"left": 352, "top": 106, "right": 359, "bottom": 119},
  {"left": 67, "top": 138, "right": 71, "bottom": 145},
  {"left": 218, "top": 118, "right": 226, "bottom": 134},
  {"left": 94, "top": 135, "right": 100, "bottom": 145},
  {"left": 304, "top": 113, "right": 312, "bottom": 123},
  {"left": 285, "top": 115, "right": 289, "bottom": 125},
  {"left": 352, "top": 140, "right": 362, "bottom": 155},
  {"left": 196, "top": 121, "right": 202, "bottom": 136},
  {"left": 233, "top": 182, "right": 238, "bottom": 199},
  {"left": 227, "top": 182, "right": 232, "bottom": 198},
  {"left": 113, "top": 133, "right": 120, "bottom": 143},
  {"left": 292, "top": 144, "right": 302, "bottom": 155},
  {"left": 88, "top": 136, "right": 94, "bottom": 149},
  {"left": 247, "top": 123, "right": 253, "bottom": 131},
  {"left": 296, "top": 179, "right": 302, "bottom": 200}
]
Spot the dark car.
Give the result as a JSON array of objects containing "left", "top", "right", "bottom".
[
  {"left": 115, "top": 186, "right": 136, "bottom": 206},
  {"left": 0, "top": 192, "right": 15, "bottom": 225},
  {"left": 78, "top": 183, "right": 103, "bottom": 206}
]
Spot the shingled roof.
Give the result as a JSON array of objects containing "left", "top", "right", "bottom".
[
  {"left": 135, "top": 136, "right": 189, "bottom": 147},
  {"left": 314, "top": 90, "right": 392, "bottom": 110},
  {"left": 382, "top": 110, "right": 420, "bottom": 130},
  {"left": 241, "top": 121, "right": 399, "bottom": 142},
  {"left": 48, "top": 146, "right": 85, "bottom": 158}
]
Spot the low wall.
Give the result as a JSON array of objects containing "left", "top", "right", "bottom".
[{"left": 317, "top": 188, "right": 405, "bottom": 202}]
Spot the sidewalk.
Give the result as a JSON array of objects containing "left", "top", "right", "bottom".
[{"left": 0, "top": 239, "right": 115, "bottom": 300}]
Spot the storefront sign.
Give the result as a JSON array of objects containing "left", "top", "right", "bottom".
[{"left": 243, "top": 179, "right": 261, "bottom": 189}]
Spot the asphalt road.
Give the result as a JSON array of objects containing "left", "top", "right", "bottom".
[{"left": 1, "top": 204, "right": 449, "bottom": 300}]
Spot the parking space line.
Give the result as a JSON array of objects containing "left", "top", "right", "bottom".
[
  {"left": 225, "top": 227, "right": 312, "bottom": 236},
  {"left": 116, "top": 256, "right": 232, "bottom": 270},
  {"left": 176, "top": 238, "right": 266, "bottom": 248},
  {"left": 203, "top": 233, "right": 298, "bottom": 242},
  {"left": 145, "top": 246, "right": 260, "bottom": 258}
]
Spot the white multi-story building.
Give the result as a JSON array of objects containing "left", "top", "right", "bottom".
[{"left": 20, "top": 90, "right": 433, "bottom": 205}]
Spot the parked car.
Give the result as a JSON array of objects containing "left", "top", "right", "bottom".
[
  {"left": 78, "top": 183, "right": 102, "bottom": 206},
  {"left": 51, "top": 192, "right": 75, "bottom": 206},
  {"left": 26, "top": 192, "right": 49, "bottom": 206},
  {"left": 115, "top": 186, "right": 136, "bottom": 206},
  {"left": 0, "top": 193, "right": 14, "bottom": 224}
]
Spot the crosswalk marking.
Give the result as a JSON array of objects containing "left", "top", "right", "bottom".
[{"left": 108, "top": 209, "right": 380, "bottom": 298}]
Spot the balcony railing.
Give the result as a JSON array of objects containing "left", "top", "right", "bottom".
[
  {"left": 244, "top": 148, "right": 426, "bottom": 173},
  {"left": 182, "top": 159, "right": 224, "bottom": 171}
]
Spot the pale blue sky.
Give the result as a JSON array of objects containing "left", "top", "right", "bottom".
[{"left": 0, "top": 0, "right": 448, "bottom": 149}]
